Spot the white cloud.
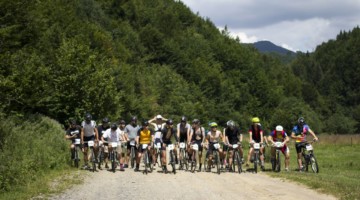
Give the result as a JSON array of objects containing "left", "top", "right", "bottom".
[{"left": 181, "top": 0, "right": 360, "bottom": 52}]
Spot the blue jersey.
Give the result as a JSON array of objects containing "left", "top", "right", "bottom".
[{"left": 292, "top": 124, "right": 310, "bottom": 143}]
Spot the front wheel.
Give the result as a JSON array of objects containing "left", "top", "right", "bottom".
[
  {"left": 215, "top": 151, "right": 220, "bottom": 175},
  {"left": 235, "top": 151, "right": 242, "bottom": 174},
  {"left": 254, "top": 152, "right": 258, "bottom": 173},
  {"left": 275, "top": 150, "right": 281, "bottom": 172},
  {"left": 170, "top": 151, "right": 176, "bottom": 174},
  {"left": 131, "top": 147, "right": 135, "bottom": 169},
  {"left": 309, "top": 154, "right": 319, "bottom": 173}
]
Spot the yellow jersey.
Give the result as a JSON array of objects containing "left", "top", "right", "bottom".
[{"left": 138, "top": 128, "right": 153, "bottom": 144}]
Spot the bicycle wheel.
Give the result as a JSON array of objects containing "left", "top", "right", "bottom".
[
  {"left": 254, "top": 152, "right": 258, "bottom": 173},
  {"left": 309, "top": 154, "right": 319, "bottom": 173},
  {"left": 275, "top": 151, "right": 281, "bottom": 172},
  {"left": 215, "top": 151, "right": 220, "bottom": 174},
  {"left": 170, "top": 151, "right": 176, "bottom": 174},
  {"left": 148, "top": 151, "right": 153, "bottom": 173},
  {"left": 143, "top": 151, "right": 148, "bottom": 174},
  {"left": 235, "top": 151, "right": 242, "bottom": 174},
  {"left": 131, "top": 147, "right": 135, "bottom": 169},
  {"left": 191, "top": 151, "right": 196, "bottom": 173},
  {"left": 74, "top": 148, "right": 79, "bottom": 168}
]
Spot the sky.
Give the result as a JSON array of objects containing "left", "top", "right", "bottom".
[{"left": 180, "top": 0, "right": 360, "bottom": 52}]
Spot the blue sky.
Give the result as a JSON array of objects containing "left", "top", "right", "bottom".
[{"left": 181, "top": 0, "right": 360, "bottom": 52}]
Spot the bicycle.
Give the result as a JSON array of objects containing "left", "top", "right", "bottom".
[
  {"left": 179, "top": 142, "right": 188, "bottom": 171},
  {"left": 129, "top": 139, "right": 136, "bottom": 169},
  {"left": 252, "top": 142, "right": 261, "bottom": 173},
  {"left": 73, "top": 139, "right": 81, "bottom": 168},
  {"left": 272, "top": 142, "right": 284, "bottom": 172},
  {"left": 190, "top": 143, "right": 199, "bottom": 173},
  {"left": 109, "top": 142, "right": 119, "bottom": 173},
  {"left": 85, "top": 140, "right": 97, "bottom": 172},
  {"left": 142, "top": 144, "right": 153, "bottom": 174},
  {"left": 167, "top": 144, "right": 176, "bottom": 174},
  {"left": 230, "top": 143, "right": 243, "bottom": 174},
  {"left": 97, "top": 140, "right": 105, "bottom": 169},
  {"left": 299, "top": 140, "right": 319, "bottom": 173},
  {"left": 209, "top": 142, "right": 221, "bottom": 174}
]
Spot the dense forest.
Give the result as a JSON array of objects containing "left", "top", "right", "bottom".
[{"left": 1, "top": 0, "right": 359, "bottom": 134}]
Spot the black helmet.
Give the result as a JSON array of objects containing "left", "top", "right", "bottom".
[
  {"left": 142, "top": 120, "right": 149, "bottom": 126},
  {"left": 298, "top": 117, "right": 305, "bottom": 125},
  {"left": 166, "top": 119, "right": 174, "bottom": 125},
  {"left": 111, "top": 123, "right": 118, "bottom": 130},
  {"left": 181, "top": 116, "right": 187, "bottom": 122},
  {"left": 70, "top": 119, "right": 77, "bottom": 125},
  {"left": 85, "top": 113, "right": 92, "bottom": 121},
  {"left": 119, "top": 119, "right": 126, "bottom": 124},
  {"left": 192, "top": 119, "right": 200, "bottom": 125},
  {"left": 102, "top": 117, "right": 109, "bottom": 123}
]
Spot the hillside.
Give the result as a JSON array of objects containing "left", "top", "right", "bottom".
[
  {"left": 0, "top": 0, "right": 359, "bottom": 133},
  {"left": 252, "top": 40, "right": 295, "bottom": 55}
]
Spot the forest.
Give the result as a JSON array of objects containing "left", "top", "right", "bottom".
[{"left": 1, "top": 0, "right": 359, "bottom": 134}]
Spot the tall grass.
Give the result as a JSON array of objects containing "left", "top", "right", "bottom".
[{"left": 0, "top": 114, "right": 71, "bottom": 199}]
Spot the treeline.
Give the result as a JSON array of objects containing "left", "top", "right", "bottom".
[{"left": 0, "top": 0, "right": 359, "bottom": 134}]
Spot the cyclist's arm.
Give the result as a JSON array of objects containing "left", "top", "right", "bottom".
[
  {"left": 284, "top": 135, "right": 290, "bottom": 144},
  {"left": 94, "top": 127, "right": 99, "bottom": 141},
  {"left": 260, "top": 131, "right": 264, "bottom": 144},
  {"left": 248, "top": 131, "right": 253, "bottom": 143},
  {"left": 176, "top": 126, "right": 180, "bottom": 142},
  {"left": 187, "top": 126, "right": 191, "bottom": 142},
  {"left": 308, "top": 129, "right": 318, "bottom": 141},
  {"left": 267, "top": 135, "right": 274, "bottom": 145},
  {"left": 81, "top": 128, "right": 84, "bottom": 143},
  {"left": 291, "top": 131, "right": 301, "bottom": 140}
]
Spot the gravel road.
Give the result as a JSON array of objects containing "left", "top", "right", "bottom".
[{"left": 51, "top": 163, "right": 336, "bottom": 200}]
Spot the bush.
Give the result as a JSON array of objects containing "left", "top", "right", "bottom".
[{"left": 0, "top": 114, "right": 68, "bottom": 192}]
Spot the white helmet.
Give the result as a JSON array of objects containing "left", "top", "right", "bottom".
[{"left": 275, "top": 125, "right": 283, "bottom": 132}]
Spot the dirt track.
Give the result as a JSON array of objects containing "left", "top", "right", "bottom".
[{"left": 51, "top": 164, "right": 336, "bottom": 200}]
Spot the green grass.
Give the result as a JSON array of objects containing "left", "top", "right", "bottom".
[{"left": 265, "top": 139, "right": 360, "bottom": 200}]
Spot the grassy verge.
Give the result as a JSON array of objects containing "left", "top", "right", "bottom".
[
  {"left": 264, "top": 135, "right": 360, "bottom": 200},
  {"left": 0, "top": 114, "right": 85, "bottom": 200}
]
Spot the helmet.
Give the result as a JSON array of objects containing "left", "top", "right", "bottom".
[
  {"left": 131, "top": 116, "right": 137, "bottom": 122},
  {"left": 119, "top": 119, "right": 126, "bottom": 124},
  {"left": 226, "top": 120, "right": 235, "bottom": 128},
  {"left": 85, "top": 113, "right": 92, "bottom": 121},
  {"left": 252, "top": 117, "right": 260, "bottom": 123},
  {"left": 298, "top": 117, "right": 305, "bottom": 125},
  {"left": 181, "top": 116, "right": 187, "bottom": 122},
  {"left": 166, "top": 119, "right": 174, "bottom": 125},
  {"left": 156, "top": 115, "right": 163, "bottom": 119},
  {"left": 210, "top": 122, "right": 218, "bottom": 128},
  {"left": 111, "top": 123, "right": 118, "bottom": 130},
  {"left": 142, "top": 120, "right": 149, "bottom": 126},
  {"left": 102, "top": 117, "right": 109, "bottom": 123},
  {"left": 70, "top": 119, "right": 77, "bottom": 125},
  {"left": 275, "top": 125, "right": 283, "bottom": 132},
  {"left": 192, "top": 119, "right": 200, "bottom": 125}
]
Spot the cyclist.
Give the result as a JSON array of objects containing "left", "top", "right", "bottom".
[
  {"left": 80, "top": 113, "right": 99, "bottom": 169},
  {"left": 65, "top": 119, "right": 81, "bottom": 162},
  {"left": 134, "top": 120, "right": 154, "bottom": 172},
  {"left": 224, "top": 120, "right": 243, "bottom": 172},
  {"left": 188, "top": 119, "right": 206, "bottom": 172},
  {"left": 291, "top": 117, "right": 319, "bottom": 171},
  {"left": 176, "top": 116, "right": 191, "bottom": 169},
  {"left": 246, "top": 117, "right": 265, "bottom": 171},
  {"left": 97, "top": 117, "right": 110, "bottom": 169},
  {"left": 268, "top": 125, "right": 290, "bottom": 171},
  {"left": 102, "top": 123, "right": 125, "bottom": 171},
  {"left": 125, "top": 116, "right": 140, "bottom": 168},
  {"left": 205, "top": 122, "right": 223, "bottom": 172},
  {"left": 118, "top": 119, "right": 128, "bottom": 170},
  {"left": 161, "top": 119, "right": 179, "bottom": 172},
  {"left": 149, "top": 115, "right": 168, "bottom": 166}
]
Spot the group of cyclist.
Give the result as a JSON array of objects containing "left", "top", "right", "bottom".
[{"left": 65, "top": 114, "right": 318, "bottom": 173}]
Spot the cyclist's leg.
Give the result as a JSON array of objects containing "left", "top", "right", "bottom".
[
  {"left": 228, "top": 149, "right": 234, "bottom": 167},
  {"left": 283, "top": 146, "right": 290, "bottom": 170},
  {"left": 246, "top": 147, "right": 254, "bottom": 166},
  {"left": 295, "top": 143, "right": 303, "bottom": 170},
  {"left": 260, "top": 146, "right": 265, "bottom": 166},
  {"left": 70, "top": 144, "right": 75, "bottom": 159}
]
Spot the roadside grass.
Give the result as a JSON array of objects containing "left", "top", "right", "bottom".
[{"left": 264, "top": 134, "right": 360, "bottom": 200}]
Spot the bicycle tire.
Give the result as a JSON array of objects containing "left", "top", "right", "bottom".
[
  {"left": 91, "top": 149, "right": 96, "bottom": 172},
  {"left": 310, "top": 154, "right": 319, "bottom": 173},
  {"left": 191, "top": 151, "right": 196, "bottom": 173},
  {"left": 275, "top": 150, "right": 281, "bottom": 172},
  {"left": 74, "top": 148, "right": 79, "bottom": 168},
  {"left": 170, "top": 150, "right": 176, "bottom": 174},
  {"left": 144, "top": 150, "right": 148, "bottom": 174},
  {"left": 215, "top": 151, "right": 220, "bottom": 174},
  {"left": 254, "top": 152, "right": 258, "bottom": 173},
  {"left": 235, "top": 151, "right": 242, "bottom": 174},
  {"left": 131, "top": 147, "right": 135, "bottom": 169}
]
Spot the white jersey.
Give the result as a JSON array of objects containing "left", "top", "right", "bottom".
[
  {"left": 81, "top": 120, "right": 96, "bottom": 137},
  {"left": 152, "top": 123, "right": 165, "bottom": 139},
  {"left": 102, "top": 128, "right": 121, "bottom": 143}
]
